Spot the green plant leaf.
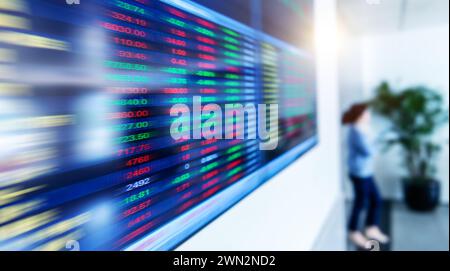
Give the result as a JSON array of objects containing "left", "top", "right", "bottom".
[{"left": 371, "top": 82, "right": 448, "bottom": 181}]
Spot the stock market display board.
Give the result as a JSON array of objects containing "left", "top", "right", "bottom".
[{"left": 0, "top": 0, "right": 316, "bottom": 251}]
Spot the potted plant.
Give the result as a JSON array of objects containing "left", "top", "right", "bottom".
[{"left": 371, "top": 82, "right": 448, "bottom": 211}]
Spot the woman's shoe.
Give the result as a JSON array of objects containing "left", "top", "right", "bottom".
[
  {"left": 349, "top": 231, "right": 370, "bottom": 249},
  {"left": 365, "top": 226, "right": 390, "bottom": 244}
]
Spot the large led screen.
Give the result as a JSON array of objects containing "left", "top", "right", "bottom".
[{"left": 0, "top": 0, "right": 317, "bottom": 251}]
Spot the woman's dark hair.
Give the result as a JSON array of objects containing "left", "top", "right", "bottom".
[{"left": 342, "top": 103, "right": 369, "bottom": 125}]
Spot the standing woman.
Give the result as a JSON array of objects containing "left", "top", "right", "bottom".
[{"left": 342, "top": 103, "right": 390, "bottom": 248}]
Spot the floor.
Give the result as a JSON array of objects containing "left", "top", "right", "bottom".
[
  {"left": 391, "top": 203, "right": 449, "bottom": 251},
  {"left": 346, "top": 201, "right": 449, "bottom": 251}
]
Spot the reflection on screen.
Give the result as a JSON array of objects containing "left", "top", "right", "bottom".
[{"left": 0, "top": 0, "right": 316, "bottom": 251}]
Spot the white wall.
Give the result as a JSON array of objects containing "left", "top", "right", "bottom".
[
  {"left": 178, "top": 0, "right": 345, "bottom": 251},
  {"left": 341, "top": 25, "right": 450, "bottom": 204}
]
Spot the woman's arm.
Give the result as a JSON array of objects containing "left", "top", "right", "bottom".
[{"left": 349, "top": 127, "right": 372, "bottom": 157}]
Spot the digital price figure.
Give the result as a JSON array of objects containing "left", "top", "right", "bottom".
[
  {"left": 99, "top": 0, "right": 262, "bottom": 249},
  {"left": 0, "top": 0, "right": 316, "bottom": 251},
  {"left": 260, "top": 39, "right": 316, "bottom": 162}
]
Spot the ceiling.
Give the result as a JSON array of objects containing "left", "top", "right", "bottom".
[{"left": 338, "top": 0, "right": 450, "bottom": 35}]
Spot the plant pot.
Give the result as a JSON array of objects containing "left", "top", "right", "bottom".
[{"left": 403, "top": 179, "right": 441, "bottom": 212}]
